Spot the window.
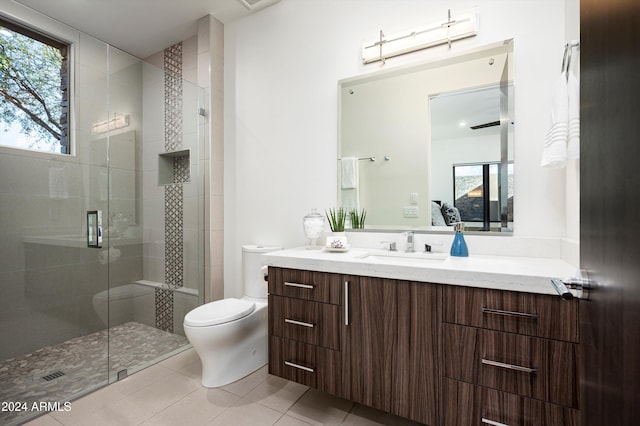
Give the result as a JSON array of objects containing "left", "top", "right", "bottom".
[
  {"left": 453, "top": 162, "right": 513, "bottom": 229},
  {"left": 0, "top": 18, "right": 70, "bottom": 154}
]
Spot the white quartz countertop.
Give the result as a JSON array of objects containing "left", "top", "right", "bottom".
[{"left": 262, "top": 247, "right": 577, "bottom": 296}]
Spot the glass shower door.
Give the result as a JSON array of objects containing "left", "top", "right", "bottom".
[
  {"left": 0, "top": 32, "right": 111, "bottom": 425},
  {"left": 105, "top": 46, "right": 203, "bottom": 383},
  {"left": 0, "top": 30, "right": 205, "bottom": 426}
]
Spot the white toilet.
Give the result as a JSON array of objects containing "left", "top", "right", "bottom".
[{"left": 183, "top": 244, "right": 281, "bottom": 388}]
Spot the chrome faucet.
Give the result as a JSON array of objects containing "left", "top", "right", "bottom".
[
  {"left": 381, "top": 241, "right": 397, "bottom": 251},
  {"left": 404, "top": 231, "right": 414, "bottom": 252}
]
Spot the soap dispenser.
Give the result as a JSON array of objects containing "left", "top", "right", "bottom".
[{"left": 450, "top": 222, "right": 469, "bottom": 257}]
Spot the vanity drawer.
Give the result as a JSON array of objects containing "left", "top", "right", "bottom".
[
  {"left": 443, "top": 285, "right": 579, "bottom": 342},
  {"left": 268, "top": 267, "right": 342, "bottom": 304},
  {"left": 269, "top": 295, "right": 341, "bottom": 350},
  {"left": 443, "top": 324, "right": 579, "bottom": 408},
  {"left": 268, "top": 336, "right": 342, "bottom": 396},
  {"left": 443, "top": 378, "right": 580, "bottom": 426}
]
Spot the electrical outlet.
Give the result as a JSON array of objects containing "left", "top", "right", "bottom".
[{"left": 403, "top": 206, "right": 419, "bottom": 218}]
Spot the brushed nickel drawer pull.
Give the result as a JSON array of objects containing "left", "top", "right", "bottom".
[
  {"left": 482, "top": 307, "right": 538, "bottom": 319},
  {"left": 284, "top": 282, "right": 314, "bottom": 289},
  {"left": 482, "top": 358, "right": 537, "bottom": 374},
  {"left": 284, "top": 361, "right": 315, "bottom": 373},
  {"left": 284, "top": 318, "right": 315, "bottom": 328},
  {"left": 481, "top": 418, "right": 509, "bottom": 426}
]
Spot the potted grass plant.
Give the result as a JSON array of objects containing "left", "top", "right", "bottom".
[
  {"left": 350, "top": 208, "right": 367, "bottom": 229},
  {"left": 325, "top": 207, "right": 348, "bottom": 249},
  {"left": 325, "top": 207, "right": 346, "bottom": 232}
]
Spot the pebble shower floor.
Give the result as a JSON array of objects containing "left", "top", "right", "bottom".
[{"left": 0, "top": 321, "right": 188, "bottom": 425}]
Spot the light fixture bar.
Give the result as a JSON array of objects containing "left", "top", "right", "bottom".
[
  {"left": 362, "top": 9, "right": 479, "bottom": 64},
  {"left": 92, "top": 113, "right": 130, "bottom": 134}
]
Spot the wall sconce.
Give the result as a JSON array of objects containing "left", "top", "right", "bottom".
[
  {"left": 362, "top": 9, "right": 479, "bottom": 65},
  {"left": 92, "top": 113, "right": 130, "bottom": 134}
]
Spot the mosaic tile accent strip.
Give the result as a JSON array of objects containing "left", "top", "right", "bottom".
[
  {"left": 164, "top": 43, "right": 183, "bottom": 153},
  {"left": 0, "top": 322, "right": 188, "bottom": 425},
  {"left": 163, "top": 184, "right": 184, "bottom": 290},
  {"left": 155, "top": 288, "right": 175, "bottom": 332},
  {"left": 174, "top": 156, "right": 190, "bottom": 183},
  {"left": 159, "top": 42, "right": 185, "bottom": 329}
]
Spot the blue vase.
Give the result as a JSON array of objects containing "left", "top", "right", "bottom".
[{"left": 450, "top": 231, "right": 469, "bottom": 257}]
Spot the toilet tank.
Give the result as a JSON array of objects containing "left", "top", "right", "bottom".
[{"left": 242, "top": 244, "right": 281, "bottom": 299}]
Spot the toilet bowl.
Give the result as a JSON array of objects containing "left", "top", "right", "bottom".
[
  {"left": 183, "top": 244, "right": 281, "bottom": 388},
  {"left": 92, "top": 283, "right": 155, "bottom": 326}
]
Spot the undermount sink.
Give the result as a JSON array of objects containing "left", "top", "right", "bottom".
[{"left": 359, "top": 250, "right": 448, "bottom": 263}]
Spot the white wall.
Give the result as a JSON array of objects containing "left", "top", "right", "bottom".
[
  {"left": 564, "top": 0, "right": 580, "bottom": 263},
  {"left": 224, "top": 0, "right": 576, "bottom": 296},
  {"left": 431, "top": 133, "right": 501, "bottom": 204}
]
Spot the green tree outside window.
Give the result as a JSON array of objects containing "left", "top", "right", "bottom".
[{"left": 0, "top": 19, "right": 69, "bottom": 154}]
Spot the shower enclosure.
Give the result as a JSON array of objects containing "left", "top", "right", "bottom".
[{"left": 0, "top": 33, "right": 206, "bottom": 425}]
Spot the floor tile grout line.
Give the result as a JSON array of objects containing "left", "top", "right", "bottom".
[
  {"left": 249, "top": 383, "right": 311, "bottom": 415},
  {"left": 133, "top": 386, "right": 203, "bottom": 425},
  {"left": 281, "top": 390, "right": 317, "bottom": 426},
  {"left": 340, "top": 401, "right": 359, "bottom": 424},
  {"left": 223, "top": 370, "right": 269, "bottom": 398}
]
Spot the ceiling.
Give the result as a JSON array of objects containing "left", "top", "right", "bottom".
[
  {"left": 431, "top": 85, "right": 502, "bottom": 141},
  {"left": 13, "top": 0, "right": 280, "bottom": 58}
]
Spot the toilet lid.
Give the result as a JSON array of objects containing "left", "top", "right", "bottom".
[{"left": 184, "top": 298, "right": 256, "bottom": 327}]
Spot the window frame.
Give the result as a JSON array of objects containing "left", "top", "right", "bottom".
[
  {"left": 452, "top": 161, "right": 514, "bottom": 230},
  {"left": 0, "top": 16, "right": 71, "bottom": 155}
]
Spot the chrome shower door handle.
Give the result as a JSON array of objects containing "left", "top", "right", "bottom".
[{"left": 87, "top": 210, "right": 103, "bottom": 248}]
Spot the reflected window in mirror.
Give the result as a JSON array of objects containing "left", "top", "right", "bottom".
[{"left": 452, "top": 162, "right": 513, "bottom": 231}]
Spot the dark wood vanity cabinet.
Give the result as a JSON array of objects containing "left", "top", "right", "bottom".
[
  {"left": 268, "top": 267, "right": 580, "bottom": 426},
  {"left": 268, "top": 267, "right": 440, "bottom": 425},
  {"left": 267, "top": 268, "right": 343, "bottom": 396},
  {"left": 442, "top": 285, "right": 580, "bottom": 425},
  {"left": 341, "top": 276, "right": 440, "bottom": 425}
]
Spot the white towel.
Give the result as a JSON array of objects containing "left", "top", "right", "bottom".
[
  {"left": 567, "top": 71, "right": 580, "bottom": 160},
  {"left": 340, "top": 157, "right": 359, "bottom": 212},
  {"left": 542, "top": 74, "right": 569, "bottom": 168},
  {"left": 341, "top": 157, "right": 358, "bottom": 189}
]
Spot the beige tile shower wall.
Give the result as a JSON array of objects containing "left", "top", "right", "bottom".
[
  {"left": 141, "top": 36, "right": 205, "bottom": 294},
  {"left": 198, "top": 15, "right": 224, "bottom": 303},
  {"left": 181, "top": 75, "right": 202, "bottom": 292},
  {"left": 108, "top": 47, "right": 145, "bottom": 228},
  {"left": 142, "top": 63, "right": 166, "bottom": 284}
]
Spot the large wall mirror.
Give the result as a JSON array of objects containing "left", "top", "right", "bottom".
[{"left": 338, "top": 39, "right": 514, "bottom": 233}]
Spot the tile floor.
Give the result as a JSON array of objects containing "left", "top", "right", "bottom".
[
  {"left": 1, "top": 322, "right": 188, "bottom": 425},
  {"left": 23, "top": 348, "right": 423, "bottom": 426}
]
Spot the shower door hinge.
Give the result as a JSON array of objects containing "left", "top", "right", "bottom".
[{"left": 117, "top": 369, "right": 128, "bottom": 381}]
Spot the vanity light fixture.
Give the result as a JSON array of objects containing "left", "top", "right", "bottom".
[
  {"left": 92, "top": 113, "right": 130, "bottom": 134},
  {"left": 362, "top": 9, "right": 479, "bottom": 65}
]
